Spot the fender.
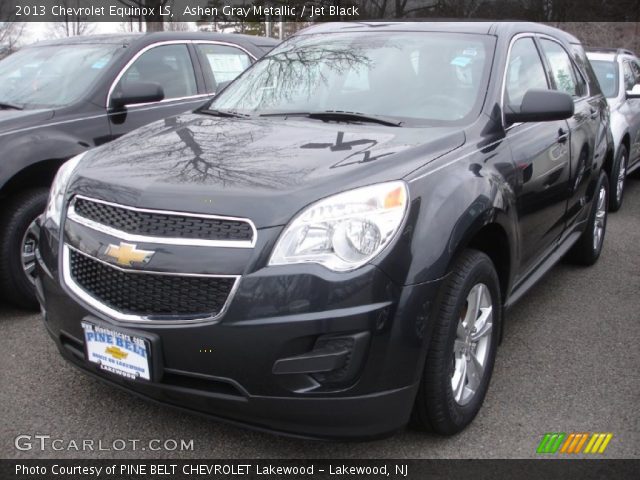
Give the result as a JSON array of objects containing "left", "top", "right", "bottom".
[
  {"left": 0, "top": 122, "right": 93, "bottom": 196},
  {"left": 375, "top": 133, "right": 519, "bottom": 289}
]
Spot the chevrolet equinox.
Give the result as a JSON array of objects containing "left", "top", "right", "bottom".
[{"left": 36, "top": 22, "right": 613, "bottom": 439}]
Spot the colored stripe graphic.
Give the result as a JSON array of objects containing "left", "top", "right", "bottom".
[
  {"left": 538, "top": 433, "right": 613, "bottom": 454},
  {"left": 537, "top": 433, "right": 565, "bottom": 454},
  {"left": 560, "top": 433, "right": 588, "bottom": 453},
  {"left": 584, "top": 433, "right": 613, "bottom": 454}
]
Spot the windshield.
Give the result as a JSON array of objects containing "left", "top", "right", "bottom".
[
  {"left": 210, "top": 32, "right": 495, "bottom": 126},
  {"left": 590, "top": 59, "right": 619, "bottom": 98},
  {"left": 0, "top": 44, "right": 123, "bottom": 109}
]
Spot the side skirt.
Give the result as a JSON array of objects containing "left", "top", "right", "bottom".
[{"left": 504, "top": 227, "right": 584, "bottom": 310}]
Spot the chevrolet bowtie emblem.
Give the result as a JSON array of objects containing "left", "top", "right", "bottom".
[
  {"left": 105, "top": 242, "right": 155, "bottom": 267},
  {"left": 105, "top": 346, "right": 128, "bottom": 360}
]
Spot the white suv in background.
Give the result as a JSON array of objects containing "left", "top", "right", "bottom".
[{"left": 587, "top": 48, "right": 640, "bottom": 211}]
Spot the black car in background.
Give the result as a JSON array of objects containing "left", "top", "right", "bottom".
[
  {"left": 0, "top": 31, "right": 278, "bottom": 308},
  {"left": 37, "top": 22, "right": 613, "bottom": 438}
]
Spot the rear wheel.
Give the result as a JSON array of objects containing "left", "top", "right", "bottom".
[
  {"left": 0, "top": 188, "right": 49, "bottom": 310},
  {"left": 565, "top": 171, "right": 608, "bottom": 266},
  {"left": 411, "top": 249, "right": 501, "bottom": 435},
  {"left": 609, "top": 145, "right": 627, "bottom": 212}
]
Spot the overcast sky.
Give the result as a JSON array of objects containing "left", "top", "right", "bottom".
[
  {"left": 21, "top": 23, "right": 110, "bottom": 44},
  {"left": 19, "top": 22, "right": 197, "bottom": 46}
]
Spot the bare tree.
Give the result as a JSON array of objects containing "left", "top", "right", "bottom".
[
  {"left": 48, "top": 0, "right": 95, "bottom": 38},
  {"left": 50, "top": 20, "right": 95, "bottom": 38},
  {"left": 165, "top": 21, "right": 193, "bottom": 32},
  {"left": 0, "top": 23, "right": 24, "bottom": 57},
  {"left": 120, "top": 20, "right": 145, "bottom": 33},
  {"left": 117, "top": 0, "right": 170, "bottom": 32},
  {"left": 0, "top": 0, "right": 25, "bottom": 57},
  {"left": 553, "top": 22, "right": 640, "bottom": 53}
]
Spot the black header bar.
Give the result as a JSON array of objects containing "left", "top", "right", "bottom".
[{"left": 2, "top": 0, "right": 640, "bottom": 23}]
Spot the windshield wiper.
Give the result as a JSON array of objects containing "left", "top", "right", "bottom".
[
  {"left": 261, "top": 110, "right": 402, "bottom": 127},
  {"left": 200, "top": 108, "right": 248, "bottom": 118},
  {"left": 0, "top": 101, "right": 24, "bottom": 110}
]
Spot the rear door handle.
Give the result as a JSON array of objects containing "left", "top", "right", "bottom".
[
  {"left": 590, "top": 107, "right": 598, "bottom": 119},
  {"left": 557, "top": 128, "right": 569, "bottom": 143}
]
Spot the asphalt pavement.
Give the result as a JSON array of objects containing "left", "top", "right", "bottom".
[{"left": 1, "top": 175, "right": 639, "bottom": 459}]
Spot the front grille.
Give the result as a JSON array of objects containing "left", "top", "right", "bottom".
[
  {"left": 69, "top": 249, "right": 235, "bottom": 318},
  {"left": 73, "top": 197, "right": 254, "bottom": 242}
]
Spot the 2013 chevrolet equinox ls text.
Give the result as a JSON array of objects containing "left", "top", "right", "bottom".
[{"left": 35, "top": 22, "right": 613, "bottom": 439}]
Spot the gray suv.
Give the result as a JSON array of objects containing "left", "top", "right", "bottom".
[{"left": 587, "top": 48, "right": 640, "bottom": 211}]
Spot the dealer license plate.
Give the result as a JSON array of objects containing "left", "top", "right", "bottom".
[{"left": 81, "top": 322, "right": 151, "bottom": 381}]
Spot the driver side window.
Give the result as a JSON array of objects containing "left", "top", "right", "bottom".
[
  {"left": 115, "top": 44, "right": 197, "bottom": 101},
  {"left": 505, "top": 37, "right": 549, "bottom": 109}
]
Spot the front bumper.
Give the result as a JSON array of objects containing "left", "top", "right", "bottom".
[{"left": 36, "top": 231, "right": 443, "bottom": 439}]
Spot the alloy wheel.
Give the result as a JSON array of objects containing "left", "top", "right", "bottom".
[
  {"left": 451, "top": 283, "right": 493, "bottom": 406},
  {"left": 593, "top": 185, "right": 607, "bottom": 252},
  {"left": 616, "top": 158, "right": 626, "bottom": 204}
]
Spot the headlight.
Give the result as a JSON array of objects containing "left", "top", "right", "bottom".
[
  {"left": 43, "top": 152, "right": 86, "bottom": 228},
  {"left": 269, "top": 181, "right": 408, "bottom": 271}
]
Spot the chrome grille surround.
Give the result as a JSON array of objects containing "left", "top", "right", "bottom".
[
  {"left": 67, "top": 195, "right": 257, "bottom": 248},
  {"left": 62, "top": 245, "right": 241, "bottom": 324}
]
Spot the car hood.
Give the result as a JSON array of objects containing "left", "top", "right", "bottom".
[
  {"left": 0, "top": 108, "right": 55, "bottom": 136},
  {"left": 70, "top": 113, "right": 465, "bottom": 228}
]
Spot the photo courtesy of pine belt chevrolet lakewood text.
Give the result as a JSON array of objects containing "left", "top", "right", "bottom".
[{"left": 35, "top": 22, "right": 613, "bottom": 439}]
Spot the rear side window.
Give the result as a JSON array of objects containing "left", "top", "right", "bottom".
[
  {"left": 590, "top": 60, "right": 619, "bottom": 98},
  {"left": 505, "top": 37, "right": 549, "bottom": 108},
  {"left": 631, "top": 60, "right": 640, "bottom": 83},
  {"left": 622, "top": 60, "right": 638, "bottom": 91},
  {"left": 116, "top": 44, "right": 197, "bottom": 100},
  {"left": 195, "top": 44, "right": 252, "bottom": 92},
  {"left": 540, "top": 39, "right": 580, "bottom": 97}
]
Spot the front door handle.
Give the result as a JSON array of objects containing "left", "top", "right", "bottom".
[
  {"left": 557, "top": 128, "right": 569, "bottom": 143},
  {"left": 590, "top": 107, "right": 598, "bottom": 119}
]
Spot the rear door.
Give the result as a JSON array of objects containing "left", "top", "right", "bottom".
[
  {"left": 504, "top": 36, "right": 572, "bottom": 275},
  {"left": 193, "top": 42, "right": 255, "bottom": 94},
  {"left": 538, "top": 37, "right": 598, "bottom": 225}
]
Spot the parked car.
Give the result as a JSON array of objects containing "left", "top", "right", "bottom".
[
  {"left": 587, "top": 48, "right": 640, "bottom": 211},
  {"left": 36, "top": 22, "right": 612, "bottom": 439},
  {"left": 0, "top": 32, "right": 278, "bottom": 309}
]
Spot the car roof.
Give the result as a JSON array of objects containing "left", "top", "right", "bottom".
[
  {"left": 26, "top": 31, "right": 279, "bottom": 49},
  {"left": 297, "top": 21, "right": 580, "bottom": 44}
]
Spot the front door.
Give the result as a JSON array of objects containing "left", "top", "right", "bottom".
[
  {"left": 504, "top": 36, "right": 571, "bottom": 275},
  {"left": 107, "top": 43, "right": 211, "bottom": 140}
]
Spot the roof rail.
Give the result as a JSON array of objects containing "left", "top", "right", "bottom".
[{"left": 586, "top": 47, "right": 637, "bottom": 57}]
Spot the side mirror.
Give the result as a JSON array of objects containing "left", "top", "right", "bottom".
[
  {"left": 110, "top": 81, "right": 164, "bottom": 110},
  {"left": 505, "top": 89, "right": 574, "bottom": 124},
  {"left": 626, "top": 84, "right": 640, "bottom": 99}
]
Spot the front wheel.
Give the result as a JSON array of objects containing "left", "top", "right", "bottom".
[
  {"left": 0, "top": 188, "right": 49, "bottom": 310},
  {"left": 411, "top": 249, "right": 501, "bottom": 435}
]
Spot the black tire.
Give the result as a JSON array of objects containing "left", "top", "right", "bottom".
[
  {"left": 0, "top": 188, "right": 49, "bottom": 310},
  {"left": 565, "top": 171, "right": 609, "bottom": 266},
  {"left": 411, "top": 249, "right": 502, "bottom": 435},
  {"left": 609, "top": 145, "right": 628, "bottom": 212}
]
